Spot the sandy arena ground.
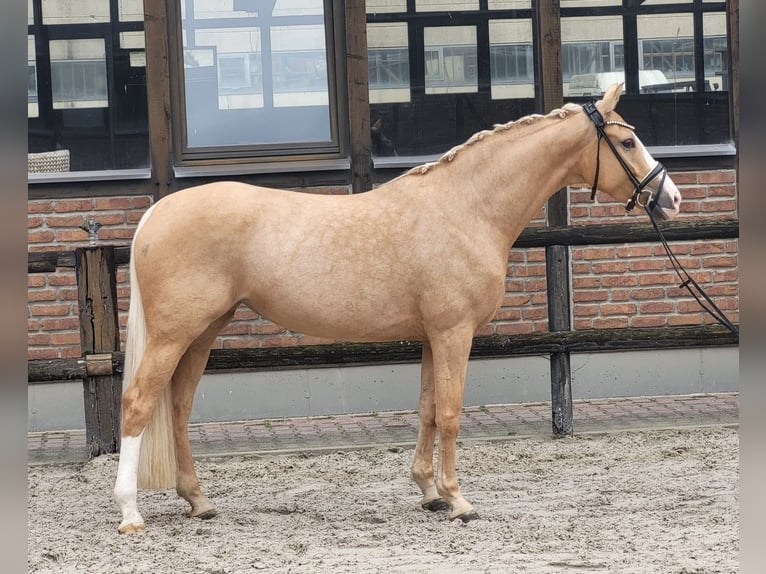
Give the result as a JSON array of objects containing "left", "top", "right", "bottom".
[{"left": 28, "top": 426, "right": 738, "bottom": 574}]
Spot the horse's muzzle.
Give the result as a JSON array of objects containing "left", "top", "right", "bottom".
[{"left": 641, "top": 167, "right": 682, "bottom": 220}]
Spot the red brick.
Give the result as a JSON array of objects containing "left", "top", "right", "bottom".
[
  {"left": 701, "top": 200, "right": 736, "bottom": 213},
  {"left": 707, "top": 185, "right": 736, "bottom": 197},
  {"left": 55, "top": 230, "right": 89, "bottom": 242},
  {"left": 592, "top": 261, "right": 628, "bottom": 274},
  {"left": 669, "top": 171, "right": 698, "bottom": 185},
  {"left": 28, "top": 348, "right": 59, "bottom": 360},
  {"left": 48, "top": 273, "right": 76, "bottom": 286},
  {"left": 494, "top": 308, "right": 521, "bottom": 321},
  {"left": 28, "top": 200, "right": 54, "bottom": 214},
  {"left": 29, "top": 303, "right": 70, "bottom": 316},
  {"left": 521, "top": 307, "right": 547, "bottom": 321},
  {"left": 698, "top": 170, "right": 735, "bottom": 184},
  {"left": 503, "top": 294, "right": 532, "bottom": 306},
  {"left": 638, "top": 273, "right": 677, "bottom": 286},
  {"left": 50, "top": 332, "right": 81, "bottom": 345},
  {"left": 28, "top": 275, "right": 46, "bottom": 288},
  {"left": 495, "top": 322, "right": 534, "bottom": 335},
  {"left": 27, "top": 289, "right": 57, "bottom": 302},
  {"left": 581, "top": 247, "right": 617, "bottom": 260},
  {"left": 630, "top": 288, "right": 667, "bottom": 300},
  {"left": 639, "top": 301, "right": 675, "bottom": 314},
  {"left": 573, "top": 290, "right": 608, "bottom": 303},
  {"left": 601, "top": 303, "right": 637, "bottom": 316},
  {"left": 628, "top": 259, "right": 664, "bottom": 272},
  {"left": 41, "top": 317, "right": 81, "bottom": 330},
  {"left": 53, "top": 199, "right": 94, "bottom": 212},
  {"left": 94, "top": 197, "right": 134, "bottom": 210},
  {"left": 703, "top": 256, "right": 737, "bottom": 268},
  {"left": 28, "top": 230, "right": 55, "bottom": 243},
  {"left": 574, "top": 305, "right": 600, "bottom": 317},
  {"left": 602, "top": 275, "right": 640, "bottom": 287},
  {"left": 60, "top": 346, "right": 83, "bottom": 359},
  {"left": 630, "top": 316, "right": 666, "bottom": 328},
  {"left": 616, "top": 245, "right": 654, "bottom": 258},
  {"left": 99, "top": 228, "right": 135, "bottom": 240},
  {"left": 676, "top": 186, "right": 707, "bottom": 199},
  {"left": 28, "top": 333, "right": 51, "bottom": 345},
  {"left": 28, "top": 216, "right": 45, "bottom": 228},
  {"left": 46, "top": 215, "right": 87, "bottom": 227},
  {"left": 591, "top": 317, "right": 629, "bottom": 329}
]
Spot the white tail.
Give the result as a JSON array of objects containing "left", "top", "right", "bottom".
[{"left": 123, "top": 204, "right": 177, "bottom": 489}]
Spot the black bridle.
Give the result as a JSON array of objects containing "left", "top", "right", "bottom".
[
  {"left": 582, "top": 101, "right": 739, "bottom": 338},
  {"left": 582, "top": 101, "right": 667, "bottom": 213}
]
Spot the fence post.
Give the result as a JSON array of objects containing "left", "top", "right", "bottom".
[
  {"left": 535, "top": 0, "right": 573, "bottom": 436},
  {"left": 75, "top": 245, "right": 122, "bottom": 457}
]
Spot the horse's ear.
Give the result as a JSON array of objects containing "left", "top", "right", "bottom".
[{"left": 597, "top": 83, "right": 624, "bottom": 114}]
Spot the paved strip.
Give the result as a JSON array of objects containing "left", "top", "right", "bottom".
[{"left": 27, "top": 392, "right": 738, "bottom": 465}]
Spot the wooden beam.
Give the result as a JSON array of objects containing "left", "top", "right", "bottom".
[
  {"left": 345, "top": 0, "right": 373, "bottom": 193},
  {"left": 75, "top": 247, "right": 122, "bottom": 456},
  {"left": 29, "top": 325, "right": 738, "bottom": 383},
  {"left": 143, "top": 0, "right": 173, "bottom": 200}
]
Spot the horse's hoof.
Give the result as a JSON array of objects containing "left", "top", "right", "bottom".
[
  {"left": 451, "top": 510, "right": 480, "bottom": 523},
  {"left": 194, "top": 509, "right": 217, "bottom": 520},
  {"left": 118, "top": 522, "right": 146, "bottom": 534},
  {"left": 422, "top": 498, "right": 451, "bottom": 513}
]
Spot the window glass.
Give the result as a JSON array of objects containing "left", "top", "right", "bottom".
[
  {"left": 489, "top": 20, "right": 534, "bottom": 99},
  {"left": 561, "top": 0, "right": 619, "bottom": 5},
  {"left": 28, "top": 0, "right": 150, "bottom": 173},
  {"left": 637, "top": 13, "right": 695, "bottom": 92},
  {"left": 703, "top": 13, "right": 728, "bottom": 92},
  {"left": 416, "top": 0, "right": 478, "bottom": 12},
  {"left": 41, "top": 0, "right": 110, "bottom": 24},
  {"left": 424, "top": 26, "right": 477, "bottom": 95},
  {"left": 368, "top": 23, "right": 410, "bottom": 104},
  {"left": 367, "top": 0, "right": 536, "bottom": 159},
  {"left": 180, "top": 0, "right": 335, "bottom": 154},
  {"left": 367, "top": 0, "right": 406, "bottom": 13},
  {"left": 562, "top": 2, "right": 730, "bottom": 147},
  {"left": 488, "top": 1, "right": 530, "bottom": 8},
  {"left": 28, "top": 36, "right": 38, "bottom": 118},
  {"left": 49, "top": 39, "right": 108, "bottom": 110},
  {"left": 562, "top": 16, "right": 623, "bottom": 96}
]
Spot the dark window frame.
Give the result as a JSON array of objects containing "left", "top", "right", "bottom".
[{"left": 168, "top": 0, "right": 349, "bottom": 167}]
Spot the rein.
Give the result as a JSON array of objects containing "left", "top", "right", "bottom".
[{"left": 582, "top": 101, "right": 739, "bottom": 337}]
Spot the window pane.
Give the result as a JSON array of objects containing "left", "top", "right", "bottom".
[
  {"left": 367, "top": 0, "right": 407, "bottom": 13},
  {"left": 562, "top": 16, "right": 623, "bottom": 96},
  {"left": 704, "top": 13, "right": 728, "bottom": 92},
  {"left": 488, "top": 1, "right": 531, "bottom": 8},
  {"left": 416, "top": 0, "right": 478, "bottom": 12},
  {"left": 638, "top": 14, "right": 695, "bottom": 92},
  {"left": 42, "top": 0, "right": 110, "bottom": 24},
  {"left": 28, "top": 0, "right": 150, "bottom": 173},
  {"left": 489, "top": 20, "right": 534, "bottom": 99},
  {"left": 561, "top": 0, "right": 620, "bottom": 6},
  {"left": 118, "top": 0, "right": 144, "bottom": 21},
  {"left": 50, "top": 39, "right": 108, "bottom": 109},
  {"left": 182, "top": 1, "right": 333, "bottom": 151},
  {"left": 424, "top": 26, "right": 477, "bottom": 95},
  {"left": 28, "top": 36, "right": 38, "bottom": 119},
  {"left": 368, "top": 23, "right": 410, "bottom": 104}
]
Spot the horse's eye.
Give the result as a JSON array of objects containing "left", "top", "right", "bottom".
[{"left": 621, "top": 138, "right": 635, "bottom": 149}]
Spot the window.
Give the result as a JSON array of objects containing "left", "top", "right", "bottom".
[
  {"left": 561, "top": 1, "right": 731, "bottom": 147},
  {"left": 366, "top": 0, "right": 536, "bottom": 159},
  {"left": 27, "top": 0, "right": 150, "bottom": 174},
  {"left": 176, "top": 0, "right": 341, "bottom": 161}
]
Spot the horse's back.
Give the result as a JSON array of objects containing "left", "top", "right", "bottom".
[{"left": 133, "top": 182, "right": 437, "bottom": 341}]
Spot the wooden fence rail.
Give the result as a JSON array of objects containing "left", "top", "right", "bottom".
[{"left": 27, "top": 218, "right": 740, "bottom": 456}]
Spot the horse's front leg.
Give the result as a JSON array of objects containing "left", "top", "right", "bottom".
[
  {"left": 430, "top": 327, "right": 479, "bottom": 522},
  {"left": 412, "top": 342, "right": 450, "bottom": 513}
]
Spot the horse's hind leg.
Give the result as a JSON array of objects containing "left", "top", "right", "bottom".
[
  {"left": 115, "top": 341, "right": 188, "bottom": 533},
  {"left": 171, "top": 308, "right": 236, "bottom": 519},
  {"left": 412, "top": 342, "right": 450, "bottom": 513}
]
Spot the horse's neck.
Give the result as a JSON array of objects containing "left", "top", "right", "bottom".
[{"left": 429, "top": 115, "right": 590, "bottom": 245}]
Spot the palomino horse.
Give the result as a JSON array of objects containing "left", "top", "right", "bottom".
[{"left": 114, "top": 84, "right": 681, "bottom": 533}]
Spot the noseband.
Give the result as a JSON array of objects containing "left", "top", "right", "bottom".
[{"left": 582, "top": 101, "right": 667, "bottom": 213}]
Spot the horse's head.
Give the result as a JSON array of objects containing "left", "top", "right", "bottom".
[{"left": 582, "top": 83, "right": 682, "bottom": 220}]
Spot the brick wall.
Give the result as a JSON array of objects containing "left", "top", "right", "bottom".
[{"left": 27, "top": 169, "right": 738, "bottom": 361}]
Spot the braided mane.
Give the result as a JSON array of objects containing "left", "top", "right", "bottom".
[{"left": 401, "top": 103, "right": 583, "bottom": 178}]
